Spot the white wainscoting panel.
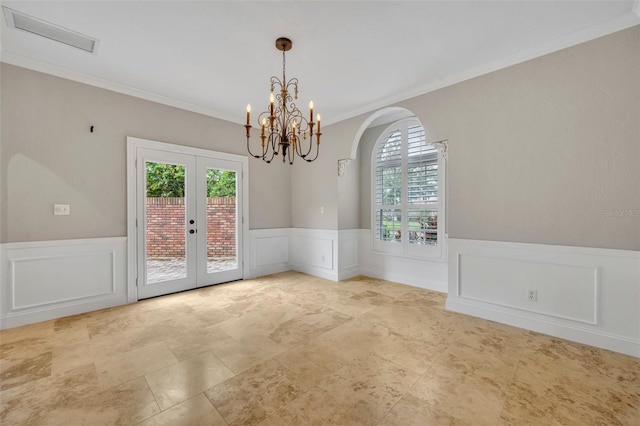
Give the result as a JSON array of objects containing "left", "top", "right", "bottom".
[
  {"left": 358, "top": 230, "right": 448, "bottom": 293},
  {"left": 338, "top": 230, "right": 360, "bottom": 281},
  {"left": 457, "top": 254, "right": 598, "bottom": 324},
  {"left": 248, "top": 229, "right": 291, "bottom": 278},
  {"left": 447, "top": 238, "right": 640, "bottom": 357},
  {"left": 1, "top": 237, "right": 127, "bottom": 329},
  {"left": 290, "top": 228, "right": 338, "bottom": 281}
]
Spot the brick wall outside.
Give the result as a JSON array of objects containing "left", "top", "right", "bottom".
[{"left": 146, "top": 197, "right": 236, "bottom": 258}]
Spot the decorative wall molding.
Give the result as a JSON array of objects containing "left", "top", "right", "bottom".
[
  {"left": 0, "top": 51, "right": 241, "bottom": 125},
  {"left": 4, "top": 233, "right": 635, "bottom": 358},
  {"left": 358, "top": 230, "right": 448, "bottom": 293},
  {"left": 248, "top": 228, "right": 291, "bottom": 278},
  {"left": 338, "top": 13, "right": 640, "bottom": 127},
  {"left": 290, "top": 228, "right": 339, "bottom": 281},
  {"left": 250, "top": 228, "right": 360, "bottom": 282},
  {"left": 430, "top": 139, "right": 448, "bottom": 160},
  {"left": 337, "top": 229, "right": 360, "bottom": 281},
  {"left": 338, "top": 159, "right": 353, "bottom": 177},
  {"left": 447, "top": 238, "right": 640, "bottom": 357},
  {"left": 0, "top": 237, "right": 128, "bottom": 329}
]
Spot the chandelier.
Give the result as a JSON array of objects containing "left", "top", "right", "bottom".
[{"left": 245, "top": 37, "right": 321, "bottom": 164}]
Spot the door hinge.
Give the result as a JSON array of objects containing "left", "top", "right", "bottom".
[
  {"left": 136, "top": 219, "right": 138, "bottom": 228},
  {"left": 135, "top": 278, "right": 138, "bottom": 287}
]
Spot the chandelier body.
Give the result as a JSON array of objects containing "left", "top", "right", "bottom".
[{"left": 245, "top": 38, "right": 321, "bottom": 164}]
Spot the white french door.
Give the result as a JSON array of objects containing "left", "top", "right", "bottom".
[{"left": 135, "top": 147, "right": 243, "bottom": 300}]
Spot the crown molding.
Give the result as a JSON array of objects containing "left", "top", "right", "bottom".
[
  {"left": 2, "top": 10, "right": 638, "bottom": 128},
  {"left": 327, "top": 12, "right": 640, "bottom": 126},
  {"left": 0, "top": 50, "right": 243, "bottom": 125}
]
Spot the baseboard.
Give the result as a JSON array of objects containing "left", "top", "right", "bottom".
[
  {"left": 359, "top": 266, "right": 447, "bottom": 293},
  {"left": 1, "top": 237, "right": 128, "bottom": 329},
  {"left": 447, "top": 238, "right": 640, "bottom": 357},
  {"left": 338, "top": 266, "right": 360, "bottom": 281},
  {"left": 246, "top": 264, "right": 291, "bottom": 279},
  {"left": 447, "top": 297, "right": 640, "bottom": 358},
  {"left": 290, "top": 264, "right": 339, "bottom": 282},
  {"left": 1, "top": 295, "right": 127, "bottom": 329}
]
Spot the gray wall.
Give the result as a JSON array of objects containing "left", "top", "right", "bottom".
[
  {"left": 290, "top": 126, "right": 340, "bottom": 230},
  {"left": 316, "top": 25, "right": 640, "bottom": 250},
  {"left": 3, "top": 25, "right": 639, "bottom": 249},
  {"left": 0, "top": 64, "right": 291, "bottom": 243},
  {"left": 338, "top": 156, "right": 360, "bottom": 230}
]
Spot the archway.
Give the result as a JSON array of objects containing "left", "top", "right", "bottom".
[{"left": 348, "top": 107, "right": 415, "bottom": 160}]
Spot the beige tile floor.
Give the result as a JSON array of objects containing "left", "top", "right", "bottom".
[{"left": 0, "top": 272, "right": 638, "bottom": 425}]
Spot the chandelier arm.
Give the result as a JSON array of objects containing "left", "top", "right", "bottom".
[
  {"left": 300, "top": 130, "right": 315, "bottom": 158},
  {"left": 304, "top": 142, "right": 320, "bottom": 162},
  {"left": 244, "top": 125, "right": 262, "bottom": 159},
  {"left": 262, "top": 133, "right": 277, "bottom": 164}
]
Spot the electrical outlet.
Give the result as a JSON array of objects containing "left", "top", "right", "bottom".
[
  {"left": 53, "top": 204, "right": 70, "bottom": 216},
  {"left": 527, "top": 289, "right": 538, "bottom": 302}
]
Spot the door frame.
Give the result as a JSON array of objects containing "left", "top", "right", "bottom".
[{"left": 126, "top": 136, "right": 250, "bottom": 303}]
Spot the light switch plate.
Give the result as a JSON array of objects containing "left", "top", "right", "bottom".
[{"left": 54, "top": 204, "right": 70, "bottom": 215}]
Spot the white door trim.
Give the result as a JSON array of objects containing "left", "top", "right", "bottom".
[{"left": 126, "top": 137, "right": 250, "bottom": 303}]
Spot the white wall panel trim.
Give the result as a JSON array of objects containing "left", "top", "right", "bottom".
[
  {"left": 338, "top": 229, "right": 360, "bottom": 281},
  {"left": 1, "top": 237, "right": 127, "bottom": 329},
  {"left": 447, "top": 238, "right": 640, "bottom": 357},
  {"left": 248, "top": 228, "right": 291, "bottom": 278},
  {"left": 10, "top": 251, "right": 118, "bottom": 310},
  {"left": 290, "top": 228, "right": 338, "bottom": 281},
  {"left": 358, "top": 230, "right": 448, "bottom": 293},
  {"left": 455, "top": 253, "right": 600, "bottom": 325}
]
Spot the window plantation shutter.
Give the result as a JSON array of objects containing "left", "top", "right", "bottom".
[
  {"left": 373, "top": 119, "right": 441, "bottom": 252},
  {"left": 406, "top": 125, "right": 438, "bottom": 245},
  {"left": 407, "top": 125, "right": 438, "bottom": 205},
  {"left": 375, "top": 129, "right": 403, "bottom": 242},
  {"left": 375, "top": 130, "right": 402, "bottom": 206}
]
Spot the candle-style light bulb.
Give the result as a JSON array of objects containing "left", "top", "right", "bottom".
[
  {"left": 261, "top": 118, "right": 266, "bottom": 135},
  {"left": 309, "top": 101, "right": 314, "bottom": 122},
  {"left": 246, "top": 104, "right": 251, "bottom": 125},
  {"left": 317, "top": 114, "right": 321, "bottom": 133},
  {"left": 292, "top": 121, "right": 297, "bottom": 148},
  {"left": 269, "top": 92, "right": 275, "bottom": 116}
]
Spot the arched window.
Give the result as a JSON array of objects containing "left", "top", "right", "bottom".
[{"left": 372, "top": 118, "right": 445, "bottom": 258}]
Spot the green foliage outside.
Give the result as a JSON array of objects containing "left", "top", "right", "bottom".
[
  {"left": 146, "top": 163, "right": 236, "bottom": 197},
  {"left": 206, "top": 169, "right": 236, "bottom": 197}
]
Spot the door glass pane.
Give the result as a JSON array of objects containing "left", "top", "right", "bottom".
[
  {"left": 206, "top": 168, "right": 237, "bottom": 273},
  {"left": 145, "top": 161, "right": 187, "bottom": 284}
]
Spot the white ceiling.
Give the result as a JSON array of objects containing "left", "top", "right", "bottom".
[{"left": 1, "top": 1, "right": 639, "bottom": 126}]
